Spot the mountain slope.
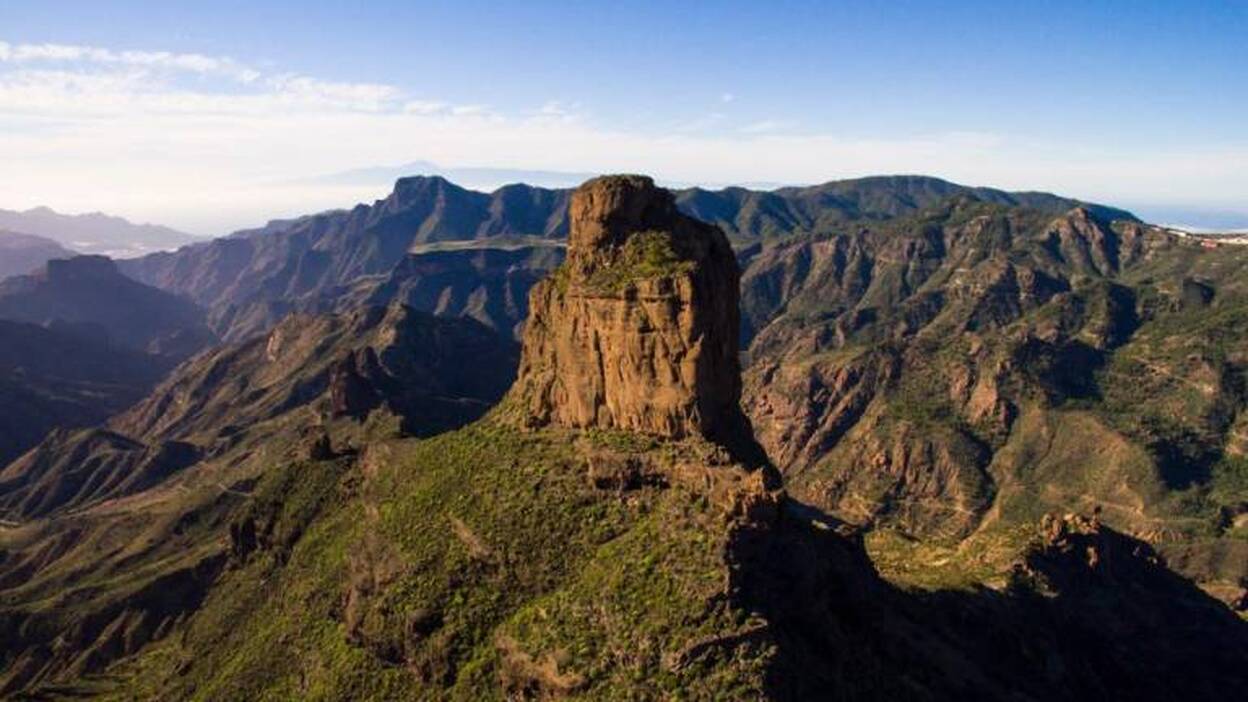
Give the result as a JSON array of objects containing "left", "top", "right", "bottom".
[
  {"left": 0, "top": 429, "right": 199, "bottom": 520},
  {"left": 346, "top": 245, "right": 565, "bottom": 340},
  {"left": 678, "top": 174, "right": 1136, "bottom": 242},
  {"left": 739, "top": 197, "right": 1248, "bottom": 601},
  {"left": 0, "top": 303, "right": 519, "bottom": 694},
  {"left": 112, "top": 303, "right": 518, "bottom": 446},
  {"left": 0, "top": 302, "right": 518, "bottom": 524},
  {"left": 0, "top": 230, "right": 75, "bottom": 280},
  {"left": 209, "top": 243, "right": 566, "bottom": 344},
  {"left": 119, "top": 177, "right": 571, "bottom": 313}
]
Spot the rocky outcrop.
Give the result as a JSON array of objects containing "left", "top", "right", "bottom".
[
  {"left": 328, "top": 350, "right": 385, "bottom": 420},
  {"left": 1041, "top": 206, "right": 1148, "bottom": 276},
  {"left": 508, "top": 175, "right": 751, "bottom": 450}
]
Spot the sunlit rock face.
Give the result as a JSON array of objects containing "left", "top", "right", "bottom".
[{"left": 509, "top": 175, "right": 748, "bottom": 446}]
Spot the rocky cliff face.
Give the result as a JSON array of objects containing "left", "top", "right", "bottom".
[{"left": 508, "top": 175, "right": 751, "bottom": 450}]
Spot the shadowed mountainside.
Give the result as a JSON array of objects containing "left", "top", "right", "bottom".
[
  {"left": 1, "top": 303, "right": 518, "bottom": 525},
  {"left": 214, "top": 244, "right": 567, "bottom": 344},
  {"left": 0, "top": 255, "right": 215, "bottom": 359},
  {"left": 118, "top": 178, "right": 573, "bottom": 341},
  {"left": 0, "top": 303, "right": 520, "bottom": 695},
  {"left": 113, "top": 303, "right": 519, "bottom": 446},
  {"left": 0, "top": 320, "right": 166, "bottom": 467}
]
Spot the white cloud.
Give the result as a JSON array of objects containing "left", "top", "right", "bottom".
[
  {"left": 0, "top": 38, "right": 1245, "bottom": 235},
  {"left": 12, "top": 43, "right": 90, "bottom": 61},
  {"left": 538, "top": 100, "right": 586, "bottom": 117},
  {"left": 720, "top": 92, "right": 735, "bottom": 103},
  {"left": 403, "top": 100, "right": 449, "bottom": 115},
  {"left": 739, "top": 119, "right": 794, "bottom": 134},
  {"left": 266, "top": 74, "right": 401, "bottom": 111},
  {"left": 0, "top": 41, "right": 260, "bottom": 83},
  {"left": 674, "top": 112, "right": 726, "bottom": 133},
  {"left": 450, "top": 104, "right": 490, "bottom": 116},
  {"left": 530, "top": 100, "right": 584, "bottom": 126}
]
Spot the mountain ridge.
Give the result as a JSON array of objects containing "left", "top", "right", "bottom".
[
  {"left": 119, "top": 174, "right": 1134, "bottom": 343},
  {"left": 0, "top": 206, "right": 198, "bottom": 259}
]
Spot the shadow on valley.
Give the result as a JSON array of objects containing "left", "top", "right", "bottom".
[
  {"left": 734, "top": 499, "right": 1248, "bottom": 701},
  {"left": 1149, "top": 429, "right": 1223, "bottom": 491}
]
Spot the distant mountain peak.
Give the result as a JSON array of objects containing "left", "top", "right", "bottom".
[
  {"left": 392, "top": 173, "right": 462, "bottom": 197},
  {"left": 0, "top": 206, "right": 197, "bottom": 258}
]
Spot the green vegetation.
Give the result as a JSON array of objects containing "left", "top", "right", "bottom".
[
  {"left": 865, "top": 524, "right": 1037, "bottom": 591},
  {"left": 1212, "top": 456, "right": 1248, "bottom": 503},
  {"left": 583, "top": 230, "right": 695, "bottom": 293},
  {"left": 90, "top": 421, "right": 770, "bottom": 699}
]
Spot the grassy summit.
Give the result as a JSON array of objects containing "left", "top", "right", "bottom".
[{"left": 576, "top": 230, "right": 697, "bottom": 294}]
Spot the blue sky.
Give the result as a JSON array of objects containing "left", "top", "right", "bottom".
[{"left": 0, "top": 1, "right": 1244, "bottom": 233}]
